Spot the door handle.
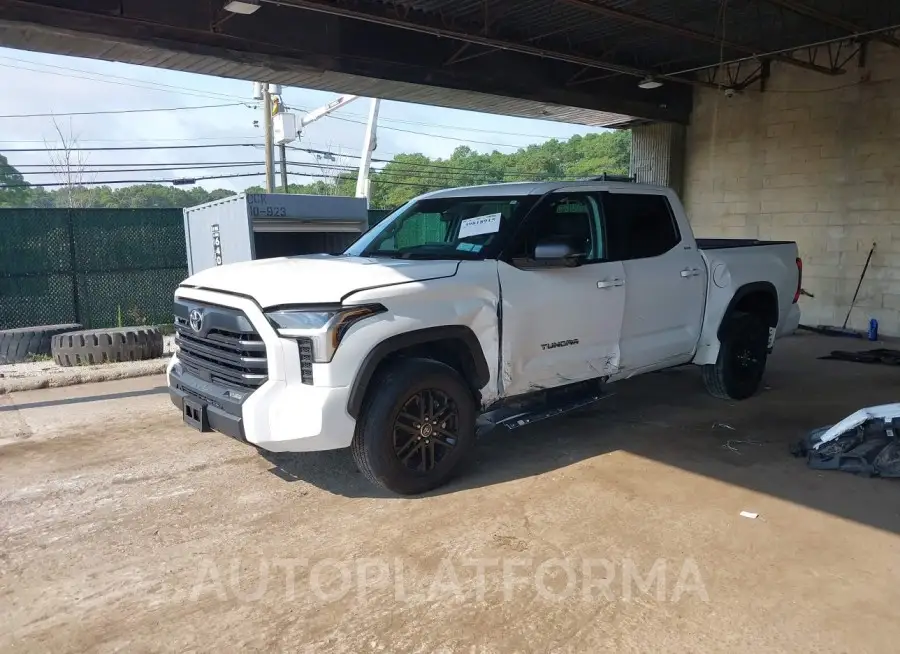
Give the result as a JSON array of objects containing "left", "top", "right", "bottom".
[
  {"left": 680, "top": 268, "right": 700, "bottom": 278},
  {"left": 597, "top": 278, "right": 624, "bottom": 289}
]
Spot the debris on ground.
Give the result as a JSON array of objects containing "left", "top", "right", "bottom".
[
  {"left": 797, "top": 324, "right": 863, "bottom": 339},
  {"left": 723, "top": 439, "right": 765, "bottom": 454},
  {"left": 820, "top": 349, "right": 900, "bottom": 367},
  {"left": 791, "top": 403, "right": 900, "bottom": 477},
  {"left": 713, "top": 422, "right": 736, "bottom": 431},
  {"left": 740, "top": 511, "right": 759, "bottom": 519}
]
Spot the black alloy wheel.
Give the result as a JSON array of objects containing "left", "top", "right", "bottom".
[{"left": 392, "top": 389, "right": 460, "bottom": 472}]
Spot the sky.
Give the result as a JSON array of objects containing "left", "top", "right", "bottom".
[{"left": 0, "top": 47, "right": 610, "bottom": 192}]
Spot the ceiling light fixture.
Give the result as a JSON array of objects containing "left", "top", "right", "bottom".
[
  {"left": 638, "top": 76, "right": 663, "bottom": 90},
  {"left": 224, "top": 0, "right": 261, "bottom": 14}
]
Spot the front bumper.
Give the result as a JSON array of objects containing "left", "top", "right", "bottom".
[
  {"left": 168, "top": 287, "right": 357, "bottom": 452},
  {"left": 169, "top": 366, "right": 246, "bottom": 441}
]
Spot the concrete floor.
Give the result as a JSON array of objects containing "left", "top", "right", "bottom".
[{"left": 1, "top": 333, "right": 899, "bottom": 653}]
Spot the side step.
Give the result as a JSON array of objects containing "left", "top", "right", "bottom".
[{"left": 477, "top": 381, "right": 610, "bottom": 436}]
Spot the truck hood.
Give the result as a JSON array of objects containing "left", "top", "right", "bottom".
[{"left": 182, "top": 254, "right": 459, "bottom": 307}]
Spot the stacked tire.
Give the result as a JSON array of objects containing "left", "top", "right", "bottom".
[
  {"left": 51, "top": 326, "right": 164, "bottom": 366},
  {"left": 0, "top": 324, "right": 82, "bottom": 364}
]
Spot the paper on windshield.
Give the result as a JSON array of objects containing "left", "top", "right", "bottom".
[{"left": 458, "top": 212, "right": 502, "bottom": 239}]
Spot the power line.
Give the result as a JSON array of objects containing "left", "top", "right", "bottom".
[
  {"left": 1, "top": 168, "right": 435, "bottom": 189},
  {"left": 10, "top": 154, "right": 543, "bottom": 178},
  {"left": 284, "top": 98, "right": 574, "bottom": 139},
  {"left": 292, "top": 109, "right": 539, "bottom": 149},
  {"left": 15, "top": 164, "right": 268, "bottom": 175},
  {"left": 0, "top": 56, "right": 247, "bottom": 103},
  {"left": 0, "top": 136, "right": 262, "bottom": 145},
  {"left": 290, "top": 145, "right": 550, "bottom": 177},
  {"left": 1, "top": 54, "right": 597, "bottom": 150},
  {"left": 0, "top": 102, "right": 250, "bottom": 119},
  {"left": 2, "top": 143, "right": 260, "bottom": 153},
  {"left": 13, "top": 161, "right": 542, "bottom": 185},
  {"left": 353, "top": 114, "right": 564, "bottom": 140},
  {"left": 1, "top": 171, "right": 267, "bottom": 188},
  {"left": 2, "top": 142, "right": 549, "bottom": 176},
  {"left": 13, "top": 161, "right": 266, "bottom": 169}
]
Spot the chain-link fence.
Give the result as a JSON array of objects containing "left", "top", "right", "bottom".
[{"left": 0, "top": 208, "right": 187, "bottom": 330}]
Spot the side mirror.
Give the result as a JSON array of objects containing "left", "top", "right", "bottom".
[{"left": 532, "top": 239, "right": 586, "bottom": 267}]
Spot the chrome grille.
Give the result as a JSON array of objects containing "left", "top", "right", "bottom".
[{"left": 174, "top": 304, "right": 267, "bottom": 390}]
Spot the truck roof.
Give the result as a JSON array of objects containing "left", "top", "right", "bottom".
[{"left": 419, "top": 180, "right": 671, "bottom": 200}]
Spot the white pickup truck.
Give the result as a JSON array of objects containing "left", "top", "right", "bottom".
[{"left": 169, "top": 181, "right": 801, "bottom": 494}]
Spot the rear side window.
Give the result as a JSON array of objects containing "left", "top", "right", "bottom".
[{"left": 603, "top": 192, "right": 680, "bottom": 261}]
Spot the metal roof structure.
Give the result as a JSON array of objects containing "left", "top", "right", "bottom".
[{"left": 1, "top": 1, "right": 898, "bottom": 127}]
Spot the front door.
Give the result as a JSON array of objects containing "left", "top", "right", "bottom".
[{"left": 497, "top": 191, "right": 626, "bottom": 398}]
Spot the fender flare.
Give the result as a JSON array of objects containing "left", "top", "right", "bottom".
[
  {"left": 717, "top": 281, "right": 778, "bottom": 340},
  {"left": 347, "top": 325, "right": 491, "bottom": 418}
]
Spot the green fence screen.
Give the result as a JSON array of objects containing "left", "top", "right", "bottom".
[{"left": 0, "top": 208, "right": 187, "bottom": 330}]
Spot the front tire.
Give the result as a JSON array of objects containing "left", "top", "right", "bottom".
[
  {"left": 351, "top": 358, "right": 477, "bottom": 494},
  {"left": 702, "top": 312, "right": 769, "bottom": 400}
]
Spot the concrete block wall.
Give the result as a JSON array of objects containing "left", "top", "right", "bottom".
[{"left": 683, "top": 44, "right": 900, "bottom": 334}]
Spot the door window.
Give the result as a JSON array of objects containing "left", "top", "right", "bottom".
[
  {"left": 511, "top": 193, "right": 605, "bottom": 262},
  {"left": 603, "top": 193, "right": 680, "bottom": 260}
]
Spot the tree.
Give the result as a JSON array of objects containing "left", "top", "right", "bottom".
[
  {"left": 0, "top": 154, "right": 31, "bottom": 208},
  {"left": 44, "top": 117, "right": 94, "bottom": 208},
  {"left": 366, "top": 130, "right": 632, "bottom": 208},
  {"left": 1, "top": 129, "right": 631, "bottom": 210}
]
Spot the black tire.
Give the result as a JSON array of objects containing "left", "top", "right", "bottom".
[
  {"left": 51, "top": 326, "right": 164, "bottom": 366},
  {"left": 351, "top": 357, "right": 477, "bottom": 495},
  {"left": 0, "top": 324, "right": 82, "bottom": 364},
  {"left": 702, "top": 311, "right": 769, "bottom": 400}
]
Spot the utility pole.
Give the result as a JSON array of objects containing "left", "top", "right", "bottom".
[
  {"left": 355, "top": 99, "right": 381, "bottom": 202},
  {"left": 263, "top": 84, "right": 275, "bottom": 193},
  {"left": 279, "top": 143, "right": 288, "bottom": 192}
]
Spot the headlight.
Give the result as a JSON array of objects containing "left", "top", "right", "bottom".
[
  {"left": 266, "top": 310, "right": 339, "bottom": 331},
  {"left": 265, "top": 304, "right": 385, "bottom": 362}
]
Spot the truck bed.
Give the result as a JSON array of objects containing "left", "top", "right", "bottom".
[{"left": 696, "top": 238, "right": 794, "bottom": 250}]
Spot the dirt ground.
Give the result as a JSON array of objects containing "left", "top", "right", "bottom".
[{"left": 1, "top": 333, "right": 899, "bottom": 653}]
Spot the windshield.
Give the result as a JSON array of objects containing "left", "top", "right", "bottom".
[{"left": 345, "top": 195, "right": 534, "bottom": 260}]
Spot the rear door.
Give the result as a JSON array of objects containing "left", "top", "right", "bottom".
[
  {"left": 498, "top": 191, "right": 626, "bottom": 397},
  {"left": 603, "top": 189, "right": 707, "bottom": 373}
]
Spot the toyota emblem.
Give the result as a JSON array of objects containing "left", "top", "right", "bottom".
[{"left": 189, "top": 309, "right": 203, "bottom": 333}]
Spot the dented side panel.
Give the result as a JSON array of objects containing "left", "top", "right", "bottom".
[
  {"left": 496, "top": 259, "right": 626, "bottom": 397},
  {"left": 344, "top": 260, "right": 503, "bottom": 405}
]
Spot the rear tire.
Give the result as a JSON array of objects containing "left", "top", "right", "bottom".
[
  {"left": 352, "top": 357, "right": 477, "bottom": 495},
  {"left": 702, "top": 312, "right": 769, "bottom": 400}
]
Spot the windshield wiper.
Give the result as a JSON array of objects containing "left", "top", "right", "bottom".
[{"left": 365, "top": 250, "right": 480, "bottom": 260}]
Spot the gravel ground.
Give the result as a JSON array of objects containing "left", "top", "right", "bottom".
[
  {"left": 0, "top": 335, "right": 175, "bottom": 393},
  {"left": 1, "top": 334, "right": 899, "bottom": 653}
]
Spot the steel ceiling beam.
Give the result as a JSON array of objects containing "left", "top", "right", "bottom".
[
  {"left": 264, "top": 0, "right": 714, "bottom": 86},
  {"left": 446, "top": 21, "right": 600, "bottom": 66},
  {"left": 555, "top": 0, "right": 842, "bottom": 75},
  {"left": 762, "top": 0, "right": 900, "bottom": 48}
]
